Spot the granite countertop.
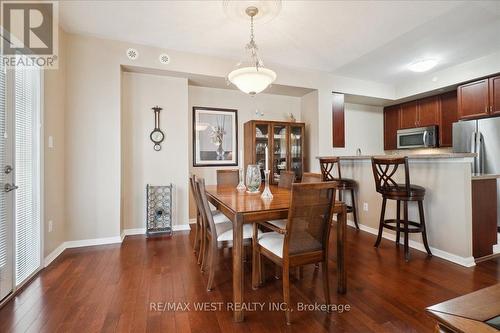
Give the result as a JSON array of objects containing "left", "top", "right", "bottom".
[
  {"left": 471, "top": 173, "right": 500, "bottom": 180},
  {"left": 317, "top": 153, "right": 477, "bottom": 160}
]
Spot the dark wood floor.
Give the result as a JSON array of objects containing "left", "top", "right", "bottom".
[{"left": 0, "top": 227, "right": 498, "bottom": 333}]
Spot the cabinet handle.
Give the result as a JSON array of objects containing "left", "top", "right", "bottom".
[
  {"left": 490, "top": 105, "right": 493, "bottom": 113},
  {"left": 485, "top": 106, "right": 488, "bottom": 113}
]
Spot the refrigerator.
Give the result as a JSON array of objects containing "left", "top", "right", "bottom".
[{"left": 453, "top": 117, "right": 500, "bottom": 229}]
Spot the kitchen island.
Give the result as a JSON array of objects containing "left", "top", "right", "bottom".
[{"left": 317, "top": 153, "right": 498, "bottom": 267}]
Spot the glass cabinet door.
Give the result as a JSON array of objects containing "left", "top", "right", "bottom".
[
  {"left": 255, "top": 123, "right": 269, "bottom": 180},
  {"left": 290, "top": 125, "right": 303, "bottom": 179},
  {"left": 272, "top": 124, "right": 288, "bottom": 183}
]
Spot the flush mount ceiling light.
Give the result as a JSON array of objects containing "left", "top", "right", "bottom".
[
  {"left": 408, "top": 58, "right": 438, "bottom": 72},
  {"left": 227, "top": 6, "right": 276, "bottom": 96}
]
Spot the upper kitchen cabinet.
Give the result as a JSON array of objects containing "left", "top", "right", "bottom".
[
  {"left": 457, "top": 79, "right": 490, "bottom": 119},
  {"left": 489, "top": 75, "right": 500, "bottom": 116},
  {"left": 438, "top": 91, "right": 458, "bottom": 147},
  {"left": 384, "top": 105, "right": 400, "bottom": 150},
  {"left": 417, "top": 96, "right": 439, "bottom": 126},
  {"left": 399, "top": 101, "right": 418, "bottom": 129}
]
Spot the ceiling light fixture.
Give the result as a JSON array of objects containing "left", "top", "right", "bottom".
[
  {"left": 227, "top": 6, "right": 276, "bottom": 96},
  {"left": 408, "top": 58, "right": 438, "bottom": 72}
]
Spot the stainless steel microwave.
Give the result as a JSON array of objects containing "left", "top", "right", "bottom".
[{"left": 397, "top": 126, "right": 437, "bottom": 149}]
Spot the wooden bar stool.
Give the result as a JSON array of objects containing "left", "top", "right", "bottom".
[
  {"left": 319, "top": 157, "right": 359, "bottom": 229},
  {"left": 371, "top": 157, "right": 432, "bottom": 261}
]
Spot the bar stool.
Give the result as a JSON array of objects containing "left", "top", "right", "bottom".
[
  {"left": 319, "top": 157, "right": 359, "bottom": 229},
  {"left": 371, "top": 157, "right": 432, "bottom": 261}
]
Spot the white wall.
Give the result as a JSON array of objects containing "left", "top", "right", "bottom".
[
  {"left": 43, "top": 28, "right": 66, "bottom": 256},
  {"left": 300, "top": 90, "right": 319, "bottom": 172},
  {"left": 332, "top": 103, "right": 385, "bottom": 156},
  {"left": 121, "top": 72, "right": 189, "bottom": 229}
]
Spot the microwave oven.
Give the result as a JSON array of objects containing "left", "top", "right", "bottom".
[{"left": 396, "top": 126, "right": 437, "bottom": 149}]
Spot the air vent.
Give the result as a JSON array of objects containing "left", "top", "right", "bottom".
[
  {"left": 126, "top": 48, "right": 139, "bottom": 60},
  {"left": 159, "top": 53, "right": 170, "bottom": 65}
]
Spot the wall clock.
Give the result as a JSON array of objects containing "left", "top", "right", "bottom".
[{"left": 150, "top": 106, "right": 164, "bottom": 151}]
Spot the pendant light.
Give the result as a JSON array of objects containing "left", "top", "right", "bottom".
[{"left": 227, "top": 6, "right": 276, "bottom": 96}]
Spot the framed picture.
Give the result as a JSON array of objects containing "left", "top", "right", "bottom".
[{"left": 192, "top": 107, "right": 238, "bottom": 167}]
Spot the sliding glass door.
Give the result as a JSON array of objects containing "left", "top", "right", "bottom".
[{"left": 0, "top": 58, "right": 42, "bottom": 302}]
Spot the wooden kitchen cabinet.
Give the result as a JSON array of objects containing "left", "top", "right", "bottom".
[
  {"left": 384, "top": 105, "right": 400, "bottom": 150},
  {"left": 489, "top": 75, "right": 500, "bottom": 116},
  {"left": 399, "top": 101, "right": 418, "bottom": 129},
  {"left": 417, "top": 96, "right": 439, "bottom": 126},
  {"left": 457, "top": 79, "right": 490, "bottom": 119},
  {"left": 438, "top": 91, "right": 458, "bottom": 147}
]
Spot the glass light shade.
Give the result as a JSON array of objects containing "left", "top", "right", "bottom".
[
  {"left": 228, "top": 66, "right": 276, "bottom": 95},
  {"left": 408, "top": 58, "right": 438, "bottom": 72}
]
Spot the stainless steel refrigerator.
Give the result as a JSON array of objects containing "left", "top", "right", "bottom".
[{"left": 453, "top": 117, "right": 500, "bottom": 228}]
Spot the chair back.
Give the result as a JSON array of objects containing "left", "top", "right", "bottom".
[
  {"left": 189, "top": 174, "right": 199, "bottom": 215},
  {"left": 301, "top": 172, "right": 322, "bottom": 183},
  {"left": 319, "top": 157, "right": 342, "bottom": 181},
  {"left": 284, "top": 182, "right": 337, "bottom": 257},
  {"left": 371, "top": 157, "right": 410, "bottom": 195},
  {"left": 216, "top": 169, "right": 239, "bottom": 186},
  {"left": 278, "top": 171, "right": 295, "bottom": 189},
  {"left": 195, "top": 177, "right": 217, "bottom": 237}
]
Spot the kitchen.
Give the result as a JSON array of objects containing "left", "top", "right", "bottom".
[{"left": 320, "top": 74, "right": 500, "bottom": 266}]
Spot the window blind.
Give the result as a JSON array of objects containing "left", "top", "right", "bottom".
[
  {"left": 14, "top": 61, "right": 41, "bottom": 286},
  {"left": 0, "top": 56, "right": 11, "bottom": 299}
]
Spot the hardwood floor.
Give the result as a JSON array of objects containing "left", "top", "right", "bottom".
[{"left": 0, "top": 227, "right": 498, "bottom": 332}]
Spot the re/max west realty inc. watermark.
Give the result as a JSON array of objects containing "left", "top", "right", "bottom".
[{"left": 1, "top": 1, "right": 59, "bottom": 68}]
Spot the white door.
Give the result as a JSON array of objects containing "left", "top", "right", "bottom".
[{"left": 0, "top": 58, "right": 42, "bottom": 302}]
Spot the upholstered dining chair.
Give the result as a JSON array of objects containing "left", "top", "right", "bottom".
[
  {"left": 191, "top": 175, "right": 232, "bottom": 267},
  {"left": 195, "top": 177, "right": 255, "bottom": 291},
  {"left": 252, "top": 182, "right": 337, "bottom": 325},
  {"left": 189, "top": 174, "right": 202, "bottom": 258},
  {"left": 263, "top": 170, "right": 296, "bottom": 231},
  {"left": 216, "top": 169, "right": 239, "bottom": 186}
]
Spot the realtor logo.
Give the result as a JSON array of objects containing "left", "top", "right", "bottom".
[{"left": 1, "top": 1, "right": 58, "bottom": 68}]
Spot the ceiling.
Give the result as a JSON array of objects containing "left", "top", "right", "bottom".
[{"left": 60, "top": 1, "right": 500, "bottom": 86}]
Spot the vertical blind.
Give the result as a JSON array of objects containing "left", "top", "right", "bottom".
[{"left": 14, "top": 61, "right": 41, "bottom": 285}]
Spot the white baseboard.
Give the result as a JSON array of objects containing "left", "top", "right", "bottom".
[
  {"left": 346, "top": 220, "right": 476, "bottom": 267},
  {"left": 44, "top": 225, "right": 194, "bottom": 268},
  {"left": 44, "top": 242, "right": 67, "bottom": 267}
]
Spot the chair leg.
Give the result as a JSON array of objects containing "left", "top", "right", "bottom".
[
  {"left": 418, "top": 200, "right": 433, "bottom": 257},
  {"left": 322, "top": 261, "right": 331, "bottom": 309},
  {"left": 374, "top": 198, "right": 387, "bottom": 247},
  {"left": 193, "top": 214, "right": 200, "bottom": 254},
  {"left": 395, "top": 200, "right": 401, "bottom": 245},
  {"left": 207, "top": 241, "right": 217, "bottom": 291},
  {"left": 252, "top": 224, "right": 260, "bottom": 289},
  {"left": 199, "top": 231, "right": 206, "bottom": 270},
  {"left": 283, "top": 264, "right": 291, "bottom": 325},
  {"left": 350, "top": 188, "right": 359, "bottom": 229},
  {"left": 403, "top": 201, "right": 410, "bottom": 262}
]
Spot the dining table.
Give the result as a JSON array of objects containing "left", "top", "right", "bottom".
[{"left": 205, "top": 184, "right": 347, "bottom": 322}]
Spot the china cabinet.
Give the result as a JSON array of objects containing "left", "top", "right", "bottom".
[{"left": 243, "top": 120, "right": 305, "bottom": 184}]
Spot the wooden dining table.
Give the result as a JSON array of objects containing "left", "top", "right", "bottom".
[{"left": 205, "top": 184, "right": 347, "bottom": 322}]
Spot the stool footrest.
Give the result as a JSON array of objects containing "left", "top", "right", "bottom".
[{"left": 382, "top": 219, "right": 424, "bottom": 233}]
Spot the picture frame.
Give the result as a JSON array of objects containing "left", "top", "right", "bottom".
[{"left": 192, "top": 107, "right": 238, "bottom": 167}]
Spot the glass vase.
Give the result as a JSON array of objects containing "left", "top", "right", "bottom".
[
  {"left": 245, "top": 165, "right": 261, "bottom": 193},
  {"left": 236, "top": 168, "right": 246, "bottom": 191},
  {"left": 261, "top": 170, "right": 273, "bottom": 199}
]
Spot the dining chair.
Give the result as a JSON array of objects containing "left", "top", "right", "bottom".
[
  {"left": 195, "top": 177, "right": 255, "bottom": 291},
  {"left": 252, "top": 182, "right": 337, "bottom": 325},
  {"left": 278, "top": 171, "right": 296, "bottom": 189},
  {"left": 188, "top": 174, "right": 202, "bottom": 258},
  {"left": 216, "top": 169, "right": 239, "bottom": 186},
  {"left": 191, "top": 176, "right": 233, "bottom": 267},
  {"left": 301, "top": 172, "right": 322, "bottom": 183}
]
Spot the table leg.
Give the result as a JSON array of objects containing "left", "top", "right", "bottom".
[
  {"left": 232, "top": 213, "right": 244, "bottom": 322},
  {"left": 337, "top": 204, "right": 347, "bottom": 294}
]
